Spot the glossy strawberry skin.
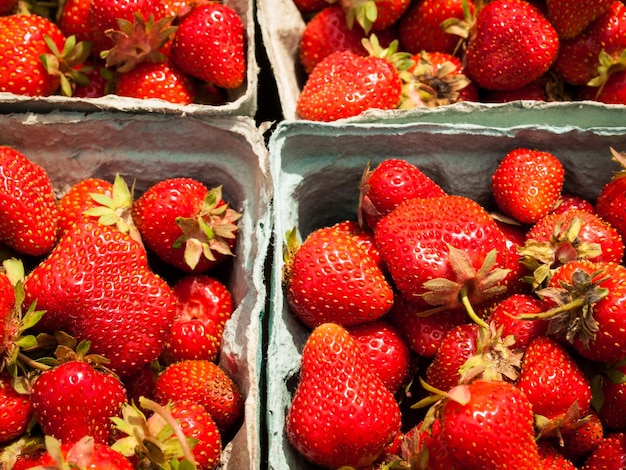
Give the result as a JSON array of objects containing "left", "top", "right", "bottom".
[
  {"left": 57, "top": 177, "right": 114, "bottom": 234},
  {"left": 487, "top": 293, "right": 548, "bottom": 350},
  {"left": 465, "top": 0, "right": 559, "bottom": 91},
  {"left": 30, "top": 360, "right": 127, "bottom": 444},
  {"left": 0, "top": 271, "right": 15, "bottom": 357},
  {"left": 116, "top": 61, "right": 196, "bottom": 105},
  {"left": 579, "top": 432, "right": 626, "bottom": 470},
  {"left": 285, "top": 323, "right": 402, "bottom": 468},
  {"left": 0, "top": 371, "right": 32, "bottom": 444},
  {"left": 170, "top": 3, "right": 245, "bottom": 89},
  {"left": 546, "top": 0, "right": 613, "bottom": 39},
  {"left": 58, "top": 0, "right": 94, "bottom": 43},
  {"left": 426, "top": 323, "right": 479, "bottom": 391},
  {"left": 23, "top": 221, "right": 177, "bottom": 378},
  {"left": 0, "top": 146, "right": 59, "bottom": 256}
]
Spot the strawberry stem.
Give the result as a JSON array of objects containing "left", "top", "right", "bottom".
[{"left": 459, "top": 285, "right": 489, "bottom": 329}]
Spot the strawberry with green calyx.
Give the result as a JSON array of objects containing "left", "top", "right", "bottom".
[
  {"left": 557, "top": 410, "right": 605, "bottom": 464},
  {"left": 0, "top": 146, "right": 59, "bottom": 257},
  {"left": 112, "top": 397, "right": 221, "bottom": 470},
  {"left": 284, "top": 223, "right": 393, "bottom": 329},
  {"left": 0, "top": 371, "right": 33, "bottom": 444},
  {"left": 340, "top": 0, "right": 410, "bottom": 33},
  {"left": 23, "top": 220, "right": 178, "bottom": 378},
  {"left": 596, "top": 148, "right": 626, "bottom": 243},
  {"left": 286, "top": 322, "right": 402, "bottom": 469},
  {"left": 594, "top": 360, "right": 626, "bottom": 431},
  {"left": 132, "top": 180, "right": 241, "bottom": 273},
  {"left": 297, "top": 35, "right": 412, "bottom": 121},
  {"left": 40, "top": 34, "right": 94, "bottom": 97},
  {"left": 0, "top": 435, "right": 46, "bottom": 470},
  {"left": 546, "top": 0, "right": 613, "bottom": 39},
  {"left": 581, "top": 49, "right": 626, "bottom": 104},
  {"left": 29, "top": 340, "right": 128, "bottom": 445}
]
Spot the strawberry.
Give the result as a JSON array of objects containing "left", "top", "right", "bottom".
[
  {"left": 23, "top": 221, "right": 177, "bottom": 378},
  {"left": 58, "top": 0, "right": 94, "bottom": 43},
  {"left": 169, "top": 3, "right": 246, "bottom": 89},
  {"left": 33, "top": 435, "right": 134, "bottom": 470},
  {"left": 596, "top": 148, "right": 626, "bottom": 243},
  {"left": 132, "top": 180, "right": 241, "bottom": 273},
  {"left": 0, "top": 14, "right": 66, "bottom": 96},
  {"left": 0, "top": 146, "right": 59, "bottom": 257},
  {"left": 516, "top": 336, "right": 592, "bottom": 433},
  {"left": 546, "top": 0, "right": 613, "bottom": 39},
  {"left": 374, "top": 194, "right": 510, "bottom": 312},
  {"left": 402, "top": 418, "right": 465, "bottom": 469},
  {"left": 161, "top": 274, "right": 234, "bottom": 363},
  {"left": 537, "top": 440, "right": 578, "bottom": 469},
  {"left": 0, "top": 371, "right": 32, "bottom": 444},
  {"left": 580, "top": 67, "right": 626, "bottom": 104},
  {"left": 440, "top": 379, "right": 542, "bottom": 468},
  {"left": 296, "top": 37, "right": 410, "bottom": 121},
  {"left": 486, "top": 293, "right": 548, "bottom": 349},
  {"left": 0, "top": 0, "right": 16, "bottom": 14},
  {"left": 340, "top": 0, "right": 411, "bottom": 33},
  {"left": 329, "top": 220, "right": 384, "bottom": 268},
  {"left": 72, "top": 61, "right": 114, "bottom": 98},
  {"left": 154, "top": 359, "right": 243, "bottom": 435},
  {"left": 292, "top": 0, "right": 328, "bottom": 13},
  {"left": 115, "top": 60, "right": 196, "bottom": 104},
  {"left": 29, "top": 350, "right": 128, "bottom": 444},
  {"left": 285, "top": 322, "right": 402, "bottom": 468},
  {"left": 346, "top": 319, "right": 412, "bottom": 393},
  {"left": 481, "top": 75, "right": 550, "bottom": 102},
  {"left": 579, "top": 432, "right": 626, "bottom": 470},
  {"left": 359, "top": 158, "right": 446, "bottom": 230},
  {"left": 491, "top": 148, "right": 565, "bottom": 224},
  {"left": 58, "top": 177, "right": 114, "bottom": 234},
  {"left": 552, "top": 194, "right": 596, "bottom": 215},
  {"left": 493, "top": 218, "right": 531, "bottom": 296},
  {"left": 559, "top": 410, "right": 605, "bottom": 463},
  {"left": 465, "top": 0, "right": 559, "bottom": 91},
  {"left": 284, "top": 223, "right": 393, "bottom": 328},
  {"left": 596, "top": 362, "right": 626, "bottom": 431}
]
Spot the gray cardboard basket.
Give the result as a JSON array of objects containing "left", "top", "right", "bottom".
[
  {"left": 267, "top": 118, "right": 626, "bottom": 469},
  {"left": 0, "top": 0, "right": 259, "bottom": 117},
  {"left": 0, "top": 111, "right": 271, "bottom": 469}
]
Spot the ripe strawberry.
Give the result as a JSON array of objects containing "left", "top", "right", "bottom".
[
  {"left": 154, "top": 359, "right": 243, "bottom": 434},
  {"left": 58, "top": 0, "right": 94, "bottom": 43},
  {"left": 169, "top": 3, "right": 246, "bottom": 89},
  {"left": 296, "top": 38, "right": 410, "bottom": 121},
  {"left": 596, "top": 148, "right": 626, "bottom": 243},
  {"left": 536, "top": 260, "right": 626, "bottom": 363},
  {"left": 487, "top": 293, "right": 548, "bottom": 349},
  {"left": 559, "top": 410, "right": 605, "bottom": 463},
  {"left": 346, "top": 319, "right": 412, "bottom": 393},
  {"left": 465, "top": 0, "right": 559, "bottom": 91},
  {"left": 340, "top": 0, "right": 411, "bottom": 33},
  {"left": 552, "top": 194, "right": 596, "bottom": 215},
  {"left": 116, "top": 61, "right": 196, "bottom": 104},
  {"left": 402, "top": 418, "right": 465, "bottom": 469},
  {"left": 58, "top": 177, "right": 114, "bottom": 234},
  {"left": 0, "top": 14, "right": 66, "bottom": 96},
  {"left": 537, "top": 440, "right": 578, "bottom": 469},
  {"left": 492, "top": 148, "right": 565, "bottom": 224},
  {"left": 546, "top": 0, "right": 613, "bottom": 39},
  {"left": 492, "top": 218, "right": 530, "bottom": 296},
  {"left": 398, "top": 0, "right": 474, "bottom": 55},
  {"left": 579, "top": 432, "right": 626, "bottom": 470},
  {"left": 292, "top": 0, "right": 328, "bottom": 13},
  {"left": 132, "top": 180, "right": 241, "bottom": 273},
  {"left": 30, "top": 356, "right": 127, "bottom": 444},
  {"left": 516, "top": 336, "right": 592, "bottom": 432},
  {"left": 23, "top": 221, "right": 177, "bottom": 378},
  {"left": 285, "top": 323, "right": 402, "bottom": 468},
  {"left": 481, "top": 75, "right": 550, "bottom": 102},
  {"left": 330, "top": 220, "right": 384, "bottom": 268},
  {"left": 0, "top": 371, "right": 32, "bottom": 444},
  {"left": 33, "top": 435, "right": 134, "bottom": 470},
  {"left": 161, "top": 274, "right": 234, "bottom": 363},
  {"left": 580, "top": 68, "right": 626, "bottom": 104},
  {"left": 359, "top": 158, "right": 446, "bottom": 230},
  {"left": 73, "top": 61, "right": 114, "bottom": 98},
  {"left": 284, "top": 223, "right": 393, "bottom": 328},
  {"left": 440, "top": 379, "right": 542, "bottom": 468},
  {"left": 597, "top": 362, "right": 626, "bottom": 431},
  {"left": 374, "top": 194, "right": 510, "bottom": 311},
  {"left": 0, "top": 146, "right": 59, "bottom": 256}
]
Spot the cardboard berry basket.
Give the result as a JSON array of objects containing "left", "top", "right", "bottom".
[
  {"left": 0, "top": 111, "right": 271, "bottom": 470},
  {"left": 266, "top": 118, "right": 626, "bottom": 469},
  {"left": 0, "top": 0, "right": 258, "bottom": 117}
]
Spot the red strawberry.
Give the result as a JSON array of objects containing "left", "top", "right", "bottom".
[
  {"left": 329, "top": 220, "right": 384, "bottom": 268},
  {"left": 346, "top": 319, "right": 412, "bottom": 393},
  {"left": 116, "top": 61, "right": 196, "bottom": 104},
  {"left": 58, "top": 0, "right": 94, "bottom": 43},
  {"left": 374, "top": 194, "right": 510, "bottom": 312},
  {"left": 481, "top": 75, "right": 550, "bottom": 102},
  {"left": 285, "top": 322, "right": 402, "bottom": 468},
  {"left": 132, "top": 180, "right": 241, "bottom": 273},
  {"left": 0, "top": 371, "right": 32, "bottom": 444},
  {"left": 596, "top": 148, "right": 626, "bottom": 243},
  {"left": 580, "top": 67, "right": 626, "bottom": 104},
  {"left": 487, "top": 293, "right": 548, "bottom": 349},
  {"left": 465, "top": 0, "right": 559, "bottom": 90},
  {"left": 552, "top": 194, "right": 596, "bottom": 215},
  {"left": 537, "top": 441, "right": 578, "bottom": 469},
  {"left": 546, "top": 0, "right": 613, "bottom": 38},
  {"left": 440, "top": 379, "right": 542, "bottom": 468},
  {"left": 492, "top": 148, "right": 565, "bottom": 224},
  {"left": 359, "top": 158, "right": 446, "bottom": 230},
  {"left": 398, "top": 0, "right": 474, "bottom": 55},
  {"left": 154, "top": 359, "right": 243, "bottom": 435},
  {"left": 23, "top": 221, "right": 177, "bottom": 378},
  {"left": 30, "top": 355, "right": 127, "bottom": 444},
  {"left": 58, "top": 177, "right": 114, "bottom": 234},
  {"left": 292, "top": 0, "right": 328, "bottom": 13},
  {"left": 33, "top": 435, "right": 134, "bottom": 470},
  {"left": 597, "top": 362, "right": 626, "bottom": 431},
  {"left": 284, "top": 223, "right": 393, "bottom": 328},
  {"left": 579, "top": 432, "right": 626, "bottom": 470},
  {"left": 402, "top": 418, "right": 465, "bottom": 469},
  {"left": 73, "top": 61, "right": 114, "bottom": 98},
  {"left": 169, "top": 3, "right": 246, "bottom": 89},
  {"left": 492, "top": 218, "right": 530, "bottom": 296},
  {"left": 340, "top": 0, "right": 411, "bottom": 33},
  {"left": 296, "top": 38, "right": 410, "bottom": 121},
  {"left": 559, "top": 410, "right": 606, "bottom": 464},
  {"left": 0, "top": 146, "right": 59, "bottom": 257},
  {"left": 516, "top": 336, "right": 592, "bottom": 431},
  {"left": 0, "top": 14, "right": 66, "bottom": 96}
]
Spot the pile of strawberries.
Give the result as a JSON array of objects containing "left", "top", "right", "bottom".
[
  {"left": 283, "top": 146, "right": 626, "bottom": 468},
  {"left": 0, "top": 0, "right": 246, "bottom": 105},
  {"left": 0, "top": 146, "right": 244, "bottom": 469},
  {"left": 294, "top": 0, "right": 626, "bottom": 121}
]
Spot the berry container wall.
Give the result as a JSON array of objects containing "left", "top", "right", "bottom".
[
  {"left": 0, "top": 0, "right": 258, "bottom": 118},
  {"left": 266, "top": 118, "right": 626, "bottom": 469},
  {"left": 0, "top": 111, "right": 271, "bottom": 470}
]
